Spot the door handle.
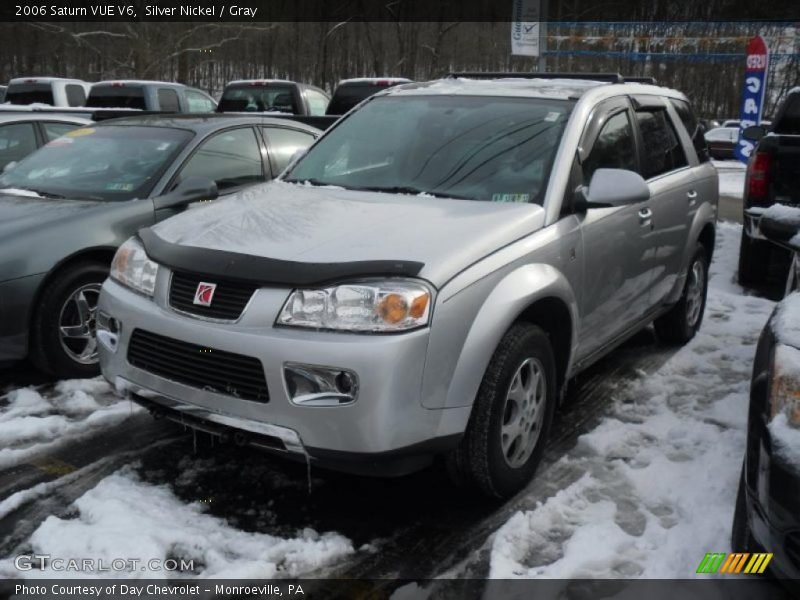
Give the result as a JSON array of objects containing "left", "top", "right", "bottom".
[
  {"left": 638, "top": 207, "right": 653, "bottom": 228},
  {"left": 687, "top": 190, "right": 698, "bottom": 206}
]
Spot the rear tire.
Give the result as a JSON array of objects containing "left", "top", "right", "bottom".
[
  {"left": 29, "top": 261, "right": 108, "bottom": 379},
  {"left": 655, "top": 244, "right": 709, "bottom": 345},
  {"left": 447, "top": 323, "right": 557, "bottom": 499},
  {"left": 738, "top": 232, "right": 769, "bottom": 287}
]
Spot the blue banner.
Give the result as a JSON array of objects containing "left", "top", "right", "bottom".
[{"left": 735, "top": 36, "right": 770, "bottom": 163}]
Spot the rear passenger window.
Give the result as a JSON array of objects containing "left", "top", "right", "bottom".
[
  {"left": 157, "top": 89, "right": 180, "bottom": 112},
  {"left": 176, "top": 127, "right": 263, "bottom": 191},
  {"left": 582, "top": 110, "right": 637, "bottom": 183},
  {"left": 635, "top": 109, "right": 688, "bottom": 179},
  {"left": 186, "top": 90, "right": 215, "bottom": 113},
  {"left": 669, "top": 98, "right": 709, "bottom": 163},
  {"left": 305, "top": 90, "right": 329, "bottom": 116},
  {"left": 264, "top": 127, "right": 316, "bottom": 175},
  {"left": 65, "top": 84, "right": 86, "bottom": 107},
  {"left": 42, "top": 121, "right": 81, "bottom": 141}
]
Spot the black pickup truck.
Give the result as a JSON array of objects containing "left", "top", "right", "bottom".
[{"left": 740, "top": 87, "right": 800, "bottom": 285}]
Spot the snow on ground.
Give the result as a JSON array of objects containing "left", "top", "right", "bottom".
[
  {"left": 0, "top": 467, "right": 354, "bottom": 579},
  {"left": 714, "top": 159, "right": 746, "bottom": 199},
  {"left": 0, "top": 378, "right": 137, "bottom": 469},
  {"left": 489, "top": 223, "right": 775, "bottom": 578}
]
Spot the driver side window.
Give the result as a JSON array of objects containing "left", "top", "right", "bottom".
[
  {"left": 175, "top": 128, "right": 263, "bottom": 192},
  {"left": 582, "top": 110, "right": 637, "bottom": 184}
]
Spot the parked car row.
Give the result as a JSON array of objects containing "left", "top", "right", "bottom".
[{"left": 1, "top": 76, "right": 414, "bottom": 118}]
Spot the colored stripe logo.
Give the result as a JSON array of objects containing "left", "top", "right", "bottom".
[{"left": 697, "top": 552, "right": 773, "bottom": 574}]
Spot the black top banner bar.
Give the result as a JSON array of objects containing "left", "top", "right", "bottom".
[{"left": 0, "top": 0, "right": 798, "bottom": 22}]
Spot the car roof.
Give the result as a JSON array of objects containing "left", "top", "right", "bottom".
[
  {"left": 0, "top": 112, "right": 91, "bottom": 125},
  {"left": 8, "top": 77, "right": 86, "bottom": 84},
  {"left": 383, "top": 76, "right": 684, "bottom": 102},
  {"left": 91, "top": 80, "right": 187, "bottom": 88},
  {"left": 337, "top": 77, "right": 412, "bottom": 86},
  {"left": 225, "top": 79, "right": 298, "bottom": 87},
  {"left": 94, "top": 113, "right": 321, "bottom": 134}
]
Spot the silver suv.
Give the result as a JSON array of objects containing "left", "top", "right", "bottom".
[{"left": 97, "top": 74, "right": 718, "bottom": 498}]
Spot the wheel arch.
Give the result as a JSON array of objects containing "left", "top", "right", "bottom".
[
  {"left": 28, "top": 246, "right": 117, "bottom": 330},
  {"left": 439, "top": 264, "right": 579, "bottom": 411}
]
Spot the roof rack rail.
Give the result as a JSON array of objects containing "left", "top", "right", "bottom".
[
  {"left": 624, "top": 76, "right": 658, "bottom": 85},
  {"left": 445, "top": 72, "right": 625, "bottom": 83}
]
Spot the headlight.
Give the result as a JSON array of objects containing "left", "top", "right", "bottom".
[
  {"left": 770, "top": 344, "right": 800, "bottom": 427},
  {"left": 110, "top": 237, "right": 159, "bottom": 297},
  {"left": 277, "top": 280, "right": 432, "bottom": 332}
]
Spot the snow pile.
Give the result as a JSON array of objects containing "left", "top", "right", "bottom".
[
  {"left": 0, "top": 378, "right": 136, "bottom": 468},
  {"left": 490, "top": 224, "right": 775, "bottom": 579},
  {"left": 3, "top": 469, "right": 354, "bottom": 579},
  {"left": 714, "top": 160, "right": 745, "bottom": 199}
]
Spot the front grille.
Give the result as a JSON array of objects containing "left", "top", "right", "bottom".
[
  {"left": 127, "top": 329, "right": 269, "bottom": 402},
  {"left": 169, "top": 271, "right": 257, "bottom": 320},
  {"left": 787, "top": 531, "right": 800, "bottom": 569}
]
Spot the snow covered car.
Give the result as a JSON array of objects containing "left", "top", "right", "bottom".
[
  {"left": 733, "top": 205, "right": 800, "bottom": 582},
  {"left": 97, "top": 74, "right": 718, "bottom": 498}
]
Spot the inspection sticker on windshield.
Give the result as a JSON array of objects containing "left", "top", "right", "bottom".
[
  {"left": 106, "top": 182, "right": 135, "bottom": 191},
  {"left": 544, "top": 112, "right": 561, "bottom": 122},
  {"left": 66, "top": 128, "right": 95, "bottom": 137},
  {"left": 45, "top": 137, "right": 73, "bottom": 147},
  {"left": 492, "top": 193, "right": 530, "bottom": 203}
]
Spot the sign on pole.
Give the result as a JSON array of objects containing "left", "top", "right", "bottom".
[
  {"left": 735, "top": 35, "right": 770, "bottom": 163},
  {"left": 511, "top": 0, "right": 541, "bottom": 57}
]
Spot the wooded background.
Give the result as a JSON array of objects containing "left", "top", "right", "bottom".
[{"left": 0, "top": 19, "right": 796, "bottom": 119}]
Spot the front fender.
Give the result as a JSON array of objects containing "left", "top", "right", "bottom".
[{"left": 422, "top": 263, "right": 579, "bottom": 410}]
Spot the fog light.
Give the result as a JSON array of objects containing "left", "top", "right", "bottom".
[
  {"left": 284, "top": 363, "right": 359, "bottom": 406},
  {"left": 96, "top": 311, "right": 120, "bottom": 353}
]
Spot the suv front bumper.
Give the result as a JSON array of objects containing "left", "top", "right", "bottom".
[{"left": 97, "top": 278, "right": 469, "bottom": 476}]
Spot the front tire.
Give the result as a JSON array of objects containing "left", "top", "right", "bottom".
[
  {"left": 447, "top": 323, "right": 557, "bottom": 499},
  {"left": 655, "top": 244, "right": 709, "bottom": 345},
  {"left": 29, "top": 261, "right": 109, "bottom": 379}
]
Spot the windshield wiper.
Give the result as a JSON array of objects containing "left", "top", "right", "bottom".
[
  {"left": 283, "top": 177, "right": 332, "bottom": 187},
  {"left": 0, "top": 186, "right": 68, "bottom": 199},
  {"left": 353, "top": 185, "right": 475, "bottom": 200}
]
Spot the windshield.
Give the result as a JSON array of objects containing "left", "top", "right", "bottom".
[
  {"left": 285, "top": 95, "right": 573, "bottom": 204},
  {"left": 5, "top": 84, "right": 54, "bottom": 105},
  {"left": 87, "top": 85, "right": 147, "bottom": 109},
  {"left": 218, "top": 84, "right": 297, "bottom": 113},
  {"left": 0, "top": 125, "right": 193, "bottom": 201}
]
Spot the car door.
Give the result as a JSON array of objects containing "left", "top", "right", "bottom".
[
  {"left": 576, "top": 97, "right": 660, "bottom": 359},
  {"left": 631, "top": 96, "right": 695, "bottom": 308}
]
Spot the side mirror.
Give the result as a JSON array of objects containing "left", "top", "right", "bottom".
[
  {"left": 575, "top": 168, "right": 650, "bottom": 210},
  {"left": 3, "top": 161, "right": 17, "bottom": 173},
  {"left": 153, "top": 176, "right": 218, "bottom": 211},
  {"left": 759, "top": 206, "right": 800, "bottom": 253},
  {"left": 742, "top": 125, "right": 767, "bottom": 142}
]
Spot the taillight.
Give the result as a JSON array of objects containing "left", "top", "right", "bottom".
[{"left": 747, "top": 151, "right": 772, "bottom": 203}]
